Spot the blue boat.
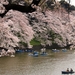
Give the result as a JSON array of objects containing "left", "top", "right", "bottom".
[
  {"left": 33, "top": 53, "right": 39, "bottom": 57},
  {"left": 40, "top": 52, "right": 48, "bottom": 56},
  {"left": 16, "top": 49, "right": 25, "bottom": 53},
  {"left": 33, "top": 51, "right": 39, "bottom": 57},
  {"left": 28, "top": 51, "right": 39, "bottom": 57},
  {"left": 25, "top": 49, "right": 33, "bottom": 52},
  {"left": 52, "top": 49, "right": 59, "bottom": 52},
  {"left": 62, "top": 71, "right": 75, "bottom": 74},
  {"left": 62, "top": 49, "right": 67, "bottom": 52}
]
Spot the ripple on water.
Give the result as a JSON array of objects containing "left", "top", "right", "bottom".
[{"left": 0, "top": 50, "right": 75, "bottom": 75}]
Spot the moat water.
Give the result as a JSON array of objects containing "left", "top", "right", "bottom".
[{"left": 0, "top": 50, "right": 75, "bottom": 75}]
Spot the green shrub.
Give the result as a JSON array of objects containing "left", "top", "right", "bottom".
[
  {"left": 19, "top": 41, "right": 27, "bottom": 47},
  {"left": 49, "top": 30, "right": 63, "bottom": 41},
  {"left": 30, "top": 38, "right": 41, "bottom": 45},
  {"left": 17, "top": 32, "right": 21, "bottom": 37}
]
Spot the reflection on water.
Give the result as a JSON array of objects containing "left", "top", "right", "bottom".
[{"left": 0, "top": 50, "right": 75, "bottom": 75}]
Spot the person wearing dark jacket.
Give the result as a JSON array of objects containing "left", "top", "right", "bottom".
[
  {"left": 70, "top": 68, "right": 73, "bottom": 72},
  {"left": 66, "top": 68, "right": 69, "bottom": 72}
]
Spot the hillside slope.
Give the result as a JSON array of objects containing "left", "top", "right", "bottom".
[{"left": 0, "top": 0, "right": 75, "bottom": 51}]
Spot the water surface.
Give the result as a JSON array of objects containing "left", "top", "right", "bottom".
[{"left": 0, "top": 50, "right": 75, "bottom": 75}]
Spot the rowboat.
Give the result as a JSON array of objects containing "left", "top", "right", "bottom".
[
  {"left": 62, "top": 71, "right": 75, "bottom": 74},
  {"left": 40, "top": 52, "right": 48, "bottom": 56},
  {"left": 28, "top": 51, "right": 39, "bottom": 57},
  {"left": 25, "top": 49, "right": 33, "bottom": 52},
  {"left": 28, "top": 53, "right": 39, "bottom": 57},
  {"left": 16, "top": 49, "right": 25, "bottom": 53},
  {"left": 52, "top": 49, "right": 59, "bottom": 52},
  {"left": 62, "top": 49, "right": 67, "bottom": 52}
]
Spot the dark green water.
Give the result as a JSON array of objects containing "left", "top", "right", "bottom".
[{"left": 0, "top": 50, "right": 75, "bottom": 75}]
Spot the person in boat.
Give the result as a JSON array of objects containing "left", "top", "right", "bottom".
[
  {"left": 41, "top": 48, "right": 46, "bottom": 54},
  {"left": 70, "top": 68, "right": 73, "bottom": 72},
  {"left": 66, "top": 68, "right": 69, "bottom": 72}
]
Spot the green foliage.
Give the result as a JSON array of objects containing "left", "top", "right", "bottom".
[
  {"left": 49, "top": 30, "right": 63, "bottom": 41},
  {"left": 46, "top": 0, "right": 55, "bottom": 10},
  {"left": 60, "top": 0, "right": 71, "bottom": 11},
  {"left": 30, "top": 38, "right": 41, "bottom": 45},
  {"left": 19, "top": 41, "right": 27, "bottom": 47},
  {"left": 17, "top": 32, "right": 21, "bottom": 37},
  {"left": 59, "top": 0, "right": 75, "bottom": 12},
  {"left": 70, "top": 5, "right": 75, "bottom": 11}
]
